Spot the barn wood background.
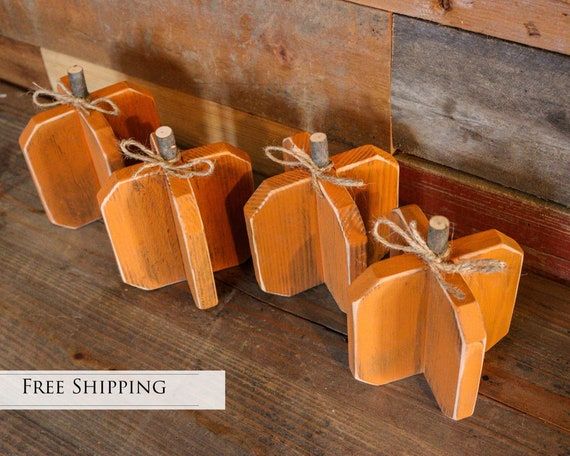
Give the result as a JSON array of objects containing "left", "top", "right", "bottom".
[{"left": 0, "top": 0, "right": 569, "bottom": 281}]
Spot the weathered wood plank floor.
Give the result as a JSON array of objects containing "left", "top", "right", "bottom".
[{"left": 0, "top": 81, "right": 568, "bottom": 455}]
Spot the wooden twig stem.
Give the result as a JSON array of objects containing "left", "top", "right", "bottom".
[
  {"left": 154, "top": 126, "right": 178, "bottom": 161},
  {"left": 427, "top": 215, "right": 450, "bottom": 255},
  {"left": 67, "top": 65, "right": 89, "bottom": 99},
  {"left": 309, "top": 132, "right": 330, "bottom": 168}
]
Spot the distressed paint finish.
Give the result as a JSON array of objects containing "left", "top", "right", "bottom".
[
  {"left": 244, "top": 131, "right": 398, "bottom": 308},
  {"left": 18, "top": 79, "right": 160, "bottom": 228},
  {"left": 98, "top": 142, "right": 254, "bottom": 308},
  {"left": 348, "top": 204, "right": 523, "bottom": 420},
  {"left": 0, "top": 0, "right": 393, "bottom": 152}
]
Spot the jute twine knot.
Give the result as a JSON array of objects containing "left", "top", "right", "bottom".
[
  {"left": 264, "top": 138, "right": 364, "bottom": 192},
  {"left": 119, "top": 139, "right": 215, "bottom": 179},
  {"left": 32, "top": 82, "right": 120, "bottom": 116},
  {"left": 373, "top": 214, "right": 506, "bottom": 300}
]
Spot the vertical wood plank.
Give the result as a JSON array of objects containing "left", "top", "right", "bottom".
[
  {"left": 244, "top": 171, "right": 323, "bottom": 296},
  {"left": 334, "top": 144, "right": 399, "bottom": 263},
  {"left": 184, "top": 144, "right": 254, "bottom": 271},
  {"left": 167, "top": 176, "right": 218, "bottom": 309},
  {"left": 452, "top": 230, "right": 524, "bottom": 350},
  {"left": 316, "top": 181, "right": 367, "bottom": 312},
  {"left": 79, "top": 111, "right": 123, "bottom": 184},
  {"left": 348, "top": 255, "right": 427, "bottom": 384},
  {"left": 98, "top": 168, "right": 186, "bottom": 289},
  {"left": 422, "top": 273, "right": 485, "bottom": 420},
  {"left": 19, "top": 108, "right": 101, "bottom": 228}
]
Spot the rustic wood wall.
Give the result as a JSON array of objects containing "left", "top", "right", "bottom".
[
  {"left": 1, "top": 0, "right": 568, "bottom": 205},
  {"left": 0, "top": 0, "right": 393, "bottom": 153}
]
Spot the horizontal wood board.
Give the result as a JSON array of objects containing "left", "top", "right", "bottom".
[
  {"left": 348, "top": 0, "right": 570, "bottom": 55},
  {"left": 0, "top": 0, "right": 393, "bottom": 152},
  {"left": 392, "top": 15, "right": 570, "bottom": 206},
  {"left": 0, "top": 34, "right": 49, "bottom": 89}
]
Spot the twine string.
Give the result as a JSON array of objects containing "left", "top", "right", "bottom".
[
  {"left": 264, "top": 138, "right": 364, "bottom": 191},
  {"left": 32, "top": 82, "right": 120, "bottom": 116},
  {"left": 372, "top": 213, "right": 506, "bottom": 299},
  {"left": 119, "top": 139, "right": 214, "bottom": 179}
]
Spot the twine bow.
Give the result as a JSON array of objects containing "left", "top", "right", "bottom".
[
  {"left": 264, "top": 138, "right": 364, "bottom": 191},
  {"left": 32, "top": 82, "right": 120, "bottom": 116},
  {"left": 119, "top": 139, "right": 215, "bottom": 179},
  {"left": 373, "top": 213, "right": 506, "bottom": 299}
]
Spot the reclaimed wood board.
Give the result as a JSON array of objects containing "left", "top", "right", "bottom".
[
  {"left": 392, "top": 15, "right": 570, "bottom": 207},
  {"left": 1, "top": 81, "right": 569, "bottom": 454},
  {"left": 348, "top": 0, "right": 570, "bottom": 55},
  {"left": 0, "top": 34, "right": 49, "bottom": 89},
  {"left": 0, "top": 0, "right": 393, "bottom": 153},
  {"left": 3, "top": 20, "right": 569, "bottom": 209}
]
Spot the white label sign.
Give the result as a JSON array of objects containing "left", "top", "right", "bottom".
[{"left": 0, "top": 371, "right": 225, "bottom": 410}]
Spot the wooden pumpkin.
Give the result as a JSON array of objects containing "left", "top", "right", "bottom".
[
  {"left": 347, "top": 204, "right": 523, "bottom": 420},
  {"left": 244, "top": 132, "right": 399, "bottom": 312},
  {"left": 98, "top": 127, "right": 254, "bottom": 310},
  {"left": 19, "top": 65, "right": 160, "bottom": 228}
]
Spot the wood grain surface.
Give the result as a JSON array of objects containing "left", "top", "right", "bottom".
[
  {"left": 348, "top": 204, "right": 522, "bottom": 420},
  {"left": 99, "top": 166, "right": 186, "bottom": 290},
  {"left": 0, "top": 34, "right": 49, "bottom": 89},
  {"left": 167, "top": 176, "right": 218, "bottom": 310},
  {"left": 388, "top": 205, "right": 524, "bottom": 350},
  {"left": 1, "top": 80, "right": 569, "bottom": 454},
  {"left": 79, "top": 111, "right": 123, "bottom": 185},
  {"left": 18, "top": 78, "right": 160, "bottom": 229},
  {"left": 316, "top": 180, "right": 367, "bottom": 312},
  {"left": 0, "top": 0, "right": 393, "bottom": 152},
  {"left": 245, "top": 170, "right": 323, "bottom": 296},
  {"left": 348, "top": 0, "right": 570, "bottom": 55},
  {"left": 392, "top": 15, "right": 570, "bottom": 206},
  {"left": 98, "top": 142, "right": 254, "bottom": 298},
  {"left": 19, "top": 106, "right": 101, "bottom": 228},
  {"left": 244, "top": 134, "right": 398, "bottom": 303}
]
